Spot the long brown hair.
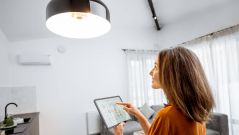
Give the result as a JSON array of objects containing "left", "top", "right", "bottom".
[{"left": 158, "top": 46, "right": 214, "bottom": 122}]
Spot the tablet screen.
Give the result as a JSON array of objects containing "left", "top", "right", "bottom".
[{"left": 94, "top": 96, "right": 131, "bottom": 128}]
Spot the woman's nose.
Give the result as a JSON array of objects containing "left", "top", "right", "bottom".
[{"left": 149, "top": 69, "right": 153, "bottom": 76}]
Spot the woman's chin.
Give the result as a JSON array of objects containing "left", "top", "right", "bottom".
[{"left": 152, "top": 85, "right": 160, "bottom": 89}]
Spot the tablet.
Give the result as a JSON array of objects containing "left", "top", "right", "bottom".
[{"left": 94, "top": 96, "right": 131, "bottom": 128}]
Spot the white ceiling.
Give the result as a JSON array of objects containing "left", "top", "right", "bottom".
[
  {"left": 0, "top": 0, "right": 237, "bottom": 41},
  {"left": 154, "top": 0, "right": 233, "bottom": 24}
]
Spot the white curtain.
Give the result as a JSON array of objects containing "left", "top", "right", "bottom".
[
  {"left": 183, "top": 26, "right": 239, "bottom": 135},
  {"left": 125, "top": 50, "right": 167, "bottom": 107}
]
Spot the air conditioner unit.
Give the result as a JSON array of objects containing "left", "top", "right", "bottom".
[{"left": 18, "top": 54, "right": 51, "bottom": 65}]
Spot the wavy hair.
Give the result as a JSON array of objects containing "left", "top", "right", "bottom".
[{"left": 158, "top": 46, "right": 214, "bottom": 122}]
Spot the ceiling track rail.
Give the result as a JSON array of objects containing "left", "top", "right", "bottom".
[{"left": 148, "top": 0, "right": 161, "bottom": 30}]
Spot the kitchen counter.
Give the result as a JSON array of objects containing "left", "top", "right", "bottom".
[{"left": 0, "top": 112, "right": 39, "bottom": 135}]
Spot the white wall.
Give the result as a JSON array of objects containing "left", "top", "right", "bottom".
[
  {"left": 0, "top": 28, "right": 10, "bottom": 121},
  {"left": 8, "top": 27, "right": 158, "bottom": 135},
  {"left": 157, "top": 0, "right": 239, "bottom": 49},
  {"left": 0, "top": 29, "right": 10, "bottom": 86}
]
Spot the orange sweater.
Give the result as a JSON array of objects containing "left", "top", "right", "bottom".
[{"left": 148, "top": 104, "right": 206, "bottom": 135}]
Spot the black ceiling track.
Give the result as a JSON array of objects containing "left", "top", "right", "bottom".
[{"left": 148, "top": 0, "right": 161, "bottom": 30}]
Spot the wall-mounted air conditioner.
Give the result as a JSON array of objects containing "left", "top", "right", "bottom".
[{"left": 17, "top": 54, "right": 51, "bottom": 65}]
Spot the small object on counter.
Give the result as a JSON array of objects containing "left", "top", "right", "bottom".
[
  {"left": 3, "top": 116, "right": 14, "bottom": 127},
  {"left": 13, "top": 118, "right": 24, "bottom": 124},
  {"left": 23, "top": 118, "right": 31, "bottom": 123}
]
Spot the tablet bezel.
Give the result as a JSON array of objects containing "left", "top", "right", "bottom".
[{"left": 94, "top": 96, "right": 131, "bottom": 129}]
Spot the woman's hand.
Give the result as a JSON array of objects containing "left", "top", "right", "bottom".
[
  {"left": 113, "top": 122, "right": 125, "bottom": 135},
  {"left": 116, "top": 102, "right": 142, "bottom": 118},
  {"left": 116, "top": 102, "right": 150, "bottom": 135}
]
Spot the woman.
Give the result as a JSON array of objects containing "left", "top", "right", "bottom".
[{"left": 115, "top": 47, "right": 214, "bottom": 135}]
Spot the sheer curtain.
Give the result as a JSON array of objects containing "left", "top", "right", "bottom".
[
  {"left": 125, "top": 50, "right": 167, "bottom": 107},
  {"left": 183, "top": 26, "right": 239, "bottom": 135}
]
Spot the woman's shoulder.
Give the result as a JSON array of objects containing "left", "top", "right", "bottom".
[
  {"left": 156, "top": 104, "right": 200, "bottom": 125},
  {"left": 149, "top": 105, "right": 180, "bottom": 134},
  {"left": 159, "top": 104, "right": 177, "bottom": 114},
  {"left": 150, "top": 104, "right": 206, "bottom": 135}
]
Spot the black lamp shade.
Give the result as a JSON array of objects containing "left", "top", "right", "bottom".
[
  {"left": 46, "top": 0, "right": 90, "bottom": 20},
  {"left": 46, "top": 0, "right": 111, "bottom": 38}
]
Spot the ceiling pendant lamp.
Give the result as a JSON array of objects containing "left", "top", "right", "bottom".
[{"left": 46, "top": 0, "right": 111, "bottom": 38}]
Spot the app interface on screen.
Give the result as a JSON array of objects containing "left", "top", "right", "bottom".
[{"left": 96, "top": 97, "right": 131, "bottom": 127}]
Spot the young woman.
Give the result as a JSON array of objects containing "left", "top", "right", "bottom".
[{"left": 114, "top": 47, "right": 215, "bottom": 135}]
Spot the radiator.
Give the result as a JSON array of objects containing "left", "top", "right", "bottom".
[{"left": 86, "top": 111, "right": 101, "bottom": 135}]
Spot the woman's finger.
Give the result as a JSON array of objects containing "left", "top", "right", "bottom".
[
  {"left": 116, "top": 102, "right": 131, "bottom": 107},
  {"left": 123, "top": 106, "right": 129, "bottom": 112},
  {"left": 123, "top": 107, "right": 134, "bottom": 114}
]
